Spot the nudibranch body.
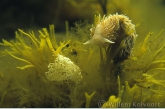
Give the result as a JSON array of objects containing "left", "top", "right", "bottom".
[{"left": 84, "top": 13, "right": 138, "bottom": 47}]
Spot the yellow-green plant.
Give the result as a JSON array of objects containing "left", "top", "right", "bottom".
[
  {"left": 122, "top": 29, "right": 165, "bottom": 107},
  {"left": 0, "top": 25, "right": 70, "bottom": 73},
  {"left": 0, "top": 25, "right": 83, "bottom": 107}
]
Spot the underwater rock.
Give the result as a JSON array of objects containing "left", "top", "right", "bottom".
[{"left": 45, "top": 54, "right": 82, "bottom": 84}]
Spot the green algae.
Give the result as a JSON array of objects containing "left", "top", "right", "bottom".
[{"left": 0, "top": 0, "right": 165, "bottom": 108}]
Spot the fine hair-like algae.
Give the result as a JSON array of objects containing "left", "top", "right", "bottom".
[
  {"left": 0, "top": 0, "right": 165, "bottom": 108},
  {"left": 0, "top": 22, "right": 107, "bottom": 107},
  {"left": 0, "top": 23, "right": 164, "bottom": 108}
]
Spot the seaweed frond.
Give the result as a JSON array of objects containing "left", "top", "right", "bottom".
[
  {"left": 85, "top": 91, "right": 96, "bottom": 108},
  {"left": 0, "top": 25, "right": 70, "bottom": 74}
]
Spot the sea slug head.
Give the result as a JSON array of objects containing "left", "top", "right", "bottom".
[{"left": 83, "top": 24, "right": 115, "bottom": 47}]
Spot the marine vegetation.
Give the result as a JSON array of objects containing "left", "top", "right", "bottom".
[
  {"left": 0, "top": 0, "right": 165, "bottom": 108},
  {"left": 0, "top": 25, "right": 84, "bottom": 107}
]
